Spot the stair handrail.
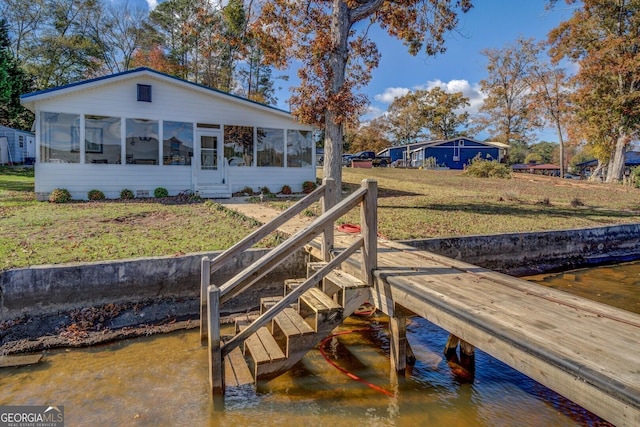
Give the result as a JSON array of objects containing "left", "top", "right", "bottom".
[
  {"left": 217, "top": 184, "right": 368, "bottom": 305},
  {"left": 203, "top": 178, "right": 377, "bottom": 404},
  {"left": 221, "top": 236, "right": 364, "bottom": 357},
  {"left": 209, "top": 182, "right": 328, "bottom": 275}
]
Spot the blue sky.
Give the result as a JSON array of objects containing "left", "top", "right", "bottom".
[{"left": 140, "top": 0, "right": 577, "bottom": 142}]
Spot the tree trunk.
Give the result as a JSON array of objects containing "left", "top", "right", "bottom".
[
  {"left": 589, "top": 160, "right": 605, "bottom": 182},
  {"left": 556, "top": 123, "right": 565, "bottom": 178},
  {"left": 606, "top": 131, "right": 629, "bottom": 183},
  {"left": 322, "top": 0, "right": 351, "bottom": 208}
]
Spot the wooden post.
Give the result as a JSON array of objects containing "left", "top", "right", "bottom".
[
  {"left": 360, "top": 179, "right": 377, "bottom": 285},
  {"left": 444, "top": 334, "right": 475, "bottom": 383},
  {"left": 321, "top": 177, "right": 336, "bottom": 261},
  {"left": 200, "top": 256, "right": 211, "bottom": 345},
  {"left": 207, "top": 284, "right": 224, "bottom": 409},
  {"left": 389, "top": 316, "right": 407, "bottom": 374}
]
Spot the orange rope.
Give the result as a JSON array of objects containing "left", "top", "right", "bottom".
[{"left": 319, "top": 329, "right": 394, "bottom": 397}]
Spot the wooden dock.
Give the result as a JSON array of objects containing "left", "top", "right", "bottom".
[{"left": 311, "top": 237, "right": 640, "bottom": 427}]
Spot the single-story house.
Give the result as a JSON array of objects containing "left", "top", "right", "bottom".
[
  {"left": 409, "top": 138, "right": 509, "bottom": 169},
  {"left": 0, "top": 125, "right": 35, "bottom": 165},
  {"left": 377, "top": 141, "right": 434, "bottom": 165},
  {"left": 20, "top": 67, "right": 315, "bottom": 200}
]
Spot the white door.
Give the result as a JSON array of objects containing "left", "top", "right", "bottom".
[{"left": 196, "top": 130, "right": 223, "bottom": 186}]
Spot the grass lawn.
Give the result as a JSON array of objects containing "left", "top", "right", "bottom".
[
  {"left": 0, "top": 166, "right": 282, "bottom": 271},
  {"left": 2, "top": 166, "right": 639, "bottom": 270},
  {"left": 336, "top": 168, "right": 640, "bottom": 240}
]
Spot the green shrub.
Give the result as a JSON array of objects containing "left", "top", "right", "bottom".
[
  {"left": 281, "top": 185, "right": 292, "bottom": 195},
  {"left": 154, "top": 187, "right": 169, "bottom": 198},
  {"left": 49, "top": 188, "right": 71, "bottom": 203},
  {"left": 632, "top": 166, "right": 640, "bottom": 189},
  {"left": 239, "top": 186, "right": 255, "bottom": 195},
  {"left": 302, "top": 180, "right": 317, "bottom": 194},
  {"left": 87, "top": 189, "right": 105, "bottom": 201},
  {"left": 464, "top": 156, "right": 512, "bottom": 179},
  {"left": 120, "top": 189, "right": 134, "bottom": 200},
  {"left": 260, "top": 186, "right": 272, "bottom": 195}
]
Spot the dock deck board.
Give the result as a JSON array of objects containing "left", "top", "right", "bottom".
[{"left": 309, "top": 236, "right": 640, "bottom": 427}]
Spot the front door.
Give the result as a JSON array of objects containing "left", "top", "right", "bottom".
[{"left": 196, "top": 130, "right": 223, "bottom": 186}]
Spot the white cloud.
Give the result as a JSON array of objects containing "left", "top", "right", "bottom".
[
  {"left": 371, "top": 79, "right": 486, "bottom": 118},
  {"left": 373, "top": 87, "right": 411, "bottom": 104},
  {"left": 146, "top": 0, "right": 158, "bottom": 10}
]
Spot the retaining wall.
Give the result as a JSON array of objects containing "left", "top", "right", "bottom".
[
  {"left": 400, "top": 223, "right": 640, "bottom": 277},
  {"left": 0, "top": 249, "right": 308, "bottom": 319},
  {"left": 2, "top": 224, "right": 639, "bottom": 320}
]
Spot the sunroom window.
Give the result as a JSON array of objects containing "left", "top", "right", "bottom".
[
  {"left": 40, "top": 112, "right": 80, "bottom": 163},
  {"left": 224, "top": 125, "right": 253, "bottom": 166},
  {"left": 85, "top": 115, "right": 121, "bottom": 164},
  {"left": 163, "top": 121, "right": 193, "bottom": 165},
  {"left": 287, "top": 130, "right": 312, "bottom": 167},
  {"left": 257, "top": 128, "right": 284, "bottom": 167},
  {"left": 126, "top": 119, "right": 159, "bottom": 165}
]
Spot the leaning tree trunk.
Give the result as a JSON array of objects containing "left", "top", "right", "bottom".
[
  {"left": 589, "top": 160, "right": 605, "bottom": 182},
  {"left": 606, "top": 131, "right": 629, "bottom": 183}
]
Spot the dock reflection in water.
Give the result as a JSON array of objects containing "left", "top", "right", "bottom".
[{"left": 3, "top": 260, "right": 636, "bottom": 426}]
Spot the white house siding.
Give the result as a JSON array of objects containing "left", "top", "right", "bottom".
[{"left": 23, "top": 69, "right": 315, "bottom": 200}]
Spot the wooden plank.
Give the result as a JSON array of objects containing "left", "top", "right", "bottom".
[
  {"left": 207, "top": 285, "right": 224, "bottom": 409},
  {"left": 200, "top": 256, "right": 211, "bottom": 345},
  {"left": 304, "top": 287, "right": 341, "bottom": 311},
  {"left": 282, "top": 307, "right": 315, "bottom": 335},
  {"left": 0, "top": 354, "right": 43, "bottom": 368},
  {"left": 224, "top": 346, "right": 254, "bottom": 387},
  {"left": 256, "top": 327, "right": 286, "bottom": 361}
]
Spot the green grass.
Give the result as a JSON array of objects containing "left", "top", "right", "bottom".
[
  {"left": 0, "top": 167, "right": 281, "bottom": 270},
  {"left": 336, "top": 168, "right": 640, "bottom": 240},
  {"left": 3, "top": 166, "right": 640, "bottom": 270}
]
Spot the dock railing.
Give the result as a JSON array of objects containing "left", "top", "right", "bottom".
[{"left": 200, "top": 178, "right": 377, "bottom": 401}]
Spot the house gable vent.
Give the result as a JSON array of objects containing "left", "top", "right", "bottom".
[{"left": 137, "top": 84, "right": 152, "bottom": 102}]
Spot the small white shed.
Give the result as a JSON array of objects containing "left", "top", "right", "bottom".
[
  {"left": 20, "top": 67, "right": 316, "bottom": 200},
  {"left": 0, "top": 125, "right": 35, "bottom": 164}
]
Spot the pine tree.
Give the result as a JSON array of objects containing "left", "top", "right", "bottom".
[{"left": 0, "top": 19, "right": 33, "bottom": 130}]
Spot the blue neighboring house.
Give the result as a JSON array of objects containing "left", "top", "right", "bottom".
[
  {"left": 409, "top": 137, "right": 509, "bottom": 169},
  {"left": 377, "top": 141, "right": 434, "bottom": 164}
]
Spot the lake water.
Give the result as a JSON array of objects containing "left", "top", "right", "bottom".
[{"left": 3, "top": 260, "right": 637, "bottom": 426}]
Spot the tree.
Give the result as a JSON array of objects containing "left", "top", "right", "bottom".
[
  {"left": 529, "top": 141, "right": 558, "bottom": 164},
  {"left": 478, "top": 38, "right": 542, "bottom": 145},
  {"left": 520, "top": 38, "right": 571, "bottom": 177},
  {"left": 387, "top": 86, "right": 469, "bottom": 142},
  {"left": 0, "top": 19, "right": 34, "bottom": 130},
  {"left": 89, "top": 1, "right": 147, "bottom": 74},
  {"left": 345, "top": 116, "right": 392, "bottom": 154},
  {"left": 549, "top": 0, "right": 640, "bottom": 183},
  {"left": 254, "top": 0, "right": 473, "bottom": 206},
  {"left": 22, "top": 0, "right": 103, "bottom": 88}
]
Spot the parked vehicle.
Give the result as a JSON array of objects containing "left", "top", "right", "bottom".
[{"left": 347, "top": 150, "right": 391, "bottom": 167}]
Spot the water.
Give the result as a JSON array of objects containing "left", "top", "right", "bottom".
[{"left": 3, "top": 261, "right": 637, "bottom": 426}]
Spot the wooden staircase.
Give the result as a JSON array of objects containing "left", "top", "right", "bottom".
[
  {"left": 225, "top": 267, "right": 370, "bottom": 384},
  {"left": 200, "top": 177, "right": 378, "bottom": 409}
]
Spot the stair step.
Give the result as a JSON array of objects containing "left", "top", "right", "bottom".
[
  {"left": 260, "top": 296, "right": 282, "bottom": 315},
  {"left": 297, "top": 286, "right": 343, "bottom": 332},
  {"left": 241, "top": 325, "right": 286, "bottom": 380},
  {"left": 272, "top": 308, "right": 316, "bottom": 358},
  {"left": 224, "top": 345, "right": 255, "bottom": 388},
  {"left": 306, "top": 264, "right": 373, "bottom": 316}
]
